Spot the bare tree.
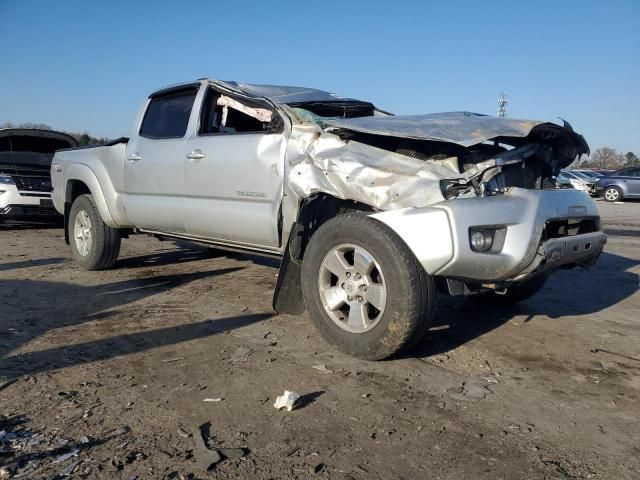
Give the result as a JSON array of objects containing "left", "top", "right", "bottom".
[{"left": 585, "top": 147, "right": 624, "bottom": 169}]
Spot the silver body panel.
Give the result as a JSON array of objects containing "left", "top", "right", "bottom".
[
  {"left": 371, "top": 188, "right": 604, "bottom": 280},
  {"left": 51, "top": 78, "right": 604, "bottom": 285}
]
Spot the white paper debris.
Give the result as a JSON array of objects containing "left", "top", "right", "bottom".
[{"left": 273, "top": 390, "right": 300, "bottom": 411}]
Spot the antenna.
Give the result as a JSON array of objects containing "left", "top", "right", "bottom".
[{"left": 497, "top": 92, "right": 508, "bottom": 117}]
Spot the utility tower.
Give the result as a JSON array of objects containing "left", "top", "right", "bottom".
[{"left": 497, "top": 92, "right": 508, "bottom": 117}]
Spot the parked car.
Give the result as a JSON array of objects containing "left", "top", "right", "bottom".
[
  {"left": 557, "top": 170, "right": 595, "bottom": 194},
  {"left": 573, "top": 169, "right": 603, "bottom": 181},
  {"left": 51, "top": 79, "right": 606, "bottom": 360},
  {"left": 594, "top": 167, "right": 640, "bottom": 202},
  {"left": 0, "top": 128, "right": 78, "bottom": 221}
]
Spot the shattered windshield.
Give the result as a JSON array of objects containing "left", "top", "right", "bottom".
[{"left": 289, "top": 101, "right": 377, "bottom": 124}]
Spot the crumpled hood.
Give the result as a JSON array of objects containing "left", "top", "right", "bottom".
[{"left": 325, "top": 111, "right": 589, "bottom": 153}]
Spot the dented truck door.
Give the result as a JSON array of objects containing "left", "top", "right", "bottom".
[{"left": 182, "top": 87, "right": 285, "bottom": 247}]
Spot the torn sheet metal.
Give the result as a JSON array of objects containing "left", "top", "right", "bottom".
[
  {"left": 324, "top": 112, "right": 552, "bottom": 147},
  {"left": 286, "top": 130, "right": 487, "bottom": 210},
  {"left": 217, "top": 95, "right": 272, "bottom": 123}
]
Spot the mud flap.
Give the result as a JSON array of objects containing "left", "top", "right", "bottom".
[
  {"left": 272, "top": 229, "right": 306, "bottom": 315},
  {"left": 63, "top": 202, "right": 71, "bottom": 245}
]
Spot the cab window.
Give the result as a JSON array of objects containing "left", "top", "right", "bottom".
[
  {"left": 140, "top": 87, "right": 198, "bottom": 139},
  {"left": 199, "top": 88, "right": 280, "bottom": 135}
]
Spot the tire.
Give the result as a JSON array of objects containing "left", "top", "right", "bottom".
[
  {"left": 68, "top": 194, "right": 121, "bottom": 270},
  {"left": 603, "top": 186, "right": 623, "bottom": 202},
  {"left": 301, "top": 213, "right": 434, "bottom": 360},
  {"left": 469, "top": 273, "right": 548, "bottom": 306}
]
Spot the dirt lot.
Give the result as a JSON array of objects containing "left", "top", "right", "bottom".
[{"left": 1, "top": 200, "right": 639, "bottom": 479}]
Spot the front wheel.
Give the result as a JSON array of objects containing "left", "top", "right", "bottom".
[
  {"left": 301, "top": 213, "right": 434, "bottom": 360},
  {"left": 68, "top": 194, "right": 121, "bottom": 270},
  {"left": 603, "top": 186, "right": 623, "bottom": 202}
]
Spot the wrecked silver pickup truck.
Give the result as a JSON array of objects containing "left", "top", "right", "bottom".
[{"left": 51, "top": 79, "right": 606, "bottom": 359}]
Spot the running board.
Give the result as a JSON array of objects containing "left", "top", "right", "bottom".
[{"left": 137, "top": 229, "right": 283, "bottom": 258}]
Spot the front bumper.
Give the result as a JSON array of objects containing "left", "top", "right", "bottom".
[
  {"left": 0, "top": 185, "right": 59, "bottom": 219},
  {"left": 371, "top": 188, "right": 605, "bottom": 282}
]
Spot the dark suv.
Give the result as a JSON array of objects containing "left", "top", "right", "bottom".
[{"left": 595, "top": 167, "right": 640, "bottom": 202}]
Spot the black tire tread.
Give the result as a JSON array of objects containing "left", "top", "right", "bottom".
[
  {"left": 301, "top": 213, "right": 433, "bottom": 360},
  {"left": 69, "top": 194, "right": 121, "bottom": 270}
]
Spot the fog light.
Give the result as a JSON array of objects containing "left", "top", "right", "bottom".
[{"left": 470, "top": 230, "right": 494, "bottom": 252}]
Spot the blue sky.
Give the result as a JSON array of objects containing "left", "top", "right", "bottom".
[{"left": 1, "top": 0, "right": 638, "bottom": 154}]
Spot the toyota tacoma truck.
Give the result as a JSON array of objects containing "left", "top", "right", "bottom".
[
  {"left": 51, "top": 79, "right": 606, "bottom": 360},
  {"left": 1, "top": 128, "right": 77, "bottom": 221}
]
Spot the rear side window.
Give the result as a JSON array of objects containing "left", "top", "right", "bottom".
[{"left": 140, "top": 88, "right": 197, "bottom": 139}]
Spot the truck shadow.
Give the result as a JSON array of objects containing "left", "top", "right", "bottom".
[
  {"left": 0, "top": 267, "right": 275, "bottom": 381},
  {"left": 116, "top": 240, "right": 280, "bottom": 269},
  {"left": 0, "top": 313, "right": 271, "bottom": 381},
  {"left": 407, "top": 251, "right": 639, "bottom": 358},
  {"left": 0, "top": 257, "right": 66, "bottom": 272}
]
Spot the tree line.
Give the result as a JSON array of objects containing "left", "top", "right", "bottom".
[
  {"left": 0, "top": 122, "right": 110, "bottom": 146},
  {"left": 576, "top": 147, "right": 639, "bottom": 170}
]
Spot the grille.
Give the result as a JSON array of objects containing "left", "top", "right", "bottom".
[
  {"left": 22, "top": 206, "right": 58, "bottom": 216},
  {"left": 13, "top": 175, "right": 53, "bottom": 192}
]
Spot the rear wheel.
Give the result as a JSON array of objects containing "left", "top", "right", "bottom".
[
  {"left": 469, "top": 274, "right": 548, "bottom": 306},
  {"left": 603, "top": 186, "right": 622, "bottom": 202},
  {"left": 301, "top": 213, "right": 434, "bottom": 360},
  {"left": 68, "top": 194, "right": 121, "bottom": 270}
]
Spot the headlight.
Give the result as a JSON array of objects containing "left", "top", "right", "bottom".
[{"left": 0, "top": 174, "right": 15, "bottom": 185}]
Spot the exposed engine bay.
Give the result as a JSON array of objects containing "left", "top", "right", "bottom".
[{"left": 285, "top": 108, "right": 589, "bottom": 211}]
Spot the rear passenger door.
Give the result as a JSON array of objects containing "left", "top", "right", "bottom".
[
  {"left": 123, "top": 85, "right": 199, "bottom": 232},
  {"left": 182, "top": 86, "right": 285, "bottom": 247}
]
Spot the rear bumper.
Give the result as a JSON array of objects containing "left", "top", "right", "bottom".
[{"left": 371, "top": 188, "right": 605, "bottom": 282}]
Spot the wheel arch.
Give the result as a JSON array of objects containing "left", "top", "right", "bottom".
[
  {"left": 63, "top": 165, "right": 118, "bottom": 244},
  {"left": 273, "top": 193, "right": 375, "bottom": 314}
]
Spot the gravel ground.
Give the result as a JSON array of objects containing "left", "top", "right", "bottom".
[{"left": 1, "top": 200, "right": 639, "bottom": 479}]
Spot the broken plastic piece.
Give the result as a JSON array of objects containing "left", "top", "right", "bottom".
[
  {"left": 274, "top": 390, "right": 300, "bottom": 411},
  {"left": 312, "top": 364, "right": 333, "bottom": 374}
]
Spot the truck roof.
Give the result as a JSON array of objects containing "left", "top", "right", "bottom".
[{"left": 150, "top": 79, "right": 364, "bottom": 105}]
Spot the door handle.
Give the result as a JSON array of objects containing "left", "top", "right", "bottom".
[
  {"left": 127, "top": 153, "right": 142, "bottom": 161},
  {"left": 186, "top": 150, "right": 206, "bottom": 161}
]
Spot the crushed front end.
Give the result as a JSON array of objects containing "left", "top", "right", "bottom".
[{"left": 283, "top": 108, "right": 605, "bottom": 293}]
